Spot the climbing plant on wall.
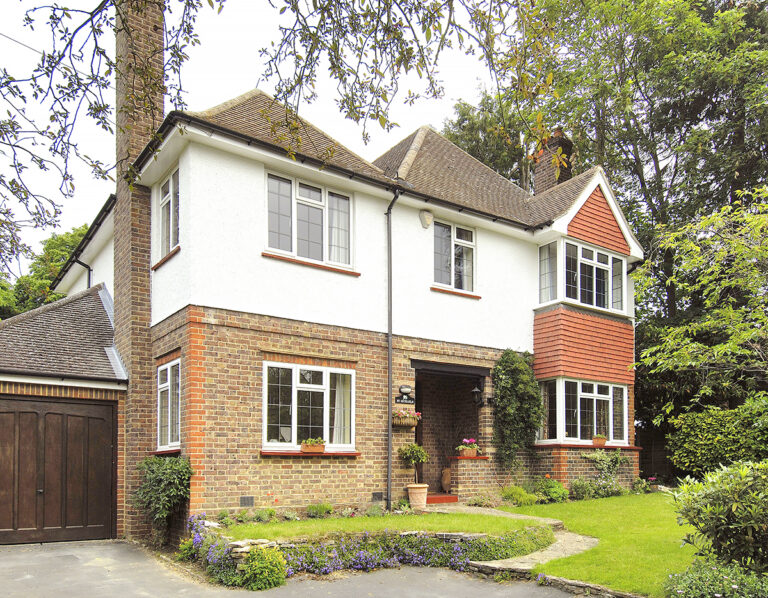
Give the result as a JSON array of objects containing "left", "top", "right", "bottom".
[{"left": 491, "top": 350, "right": 543, "bottom": 468}]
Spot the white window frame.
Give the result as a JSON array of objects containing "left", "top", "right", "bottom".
[
  {"left": 158, "top": 168, "right": 180, "bottom": 259},
  {"left": 535, "top": 377, "right": 628, "bottom": 446},
  {"left": 265, "top": 173, "right": 354, "bottom": 268},
  {"left": 433, "top": 221, "right": 477, "bottom": 292},
  {"left": 157, "top": 359, "right": 181, "bottom": 450},
  {"left": 261, "top": 361, "right": 356, "bottom": 451},
  {"left": 562, "top": 239, "right": 626, "bottom": 314}
]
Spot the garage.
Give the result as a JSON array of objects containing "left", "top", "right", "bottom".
[
  {"left": 0, "top": 284, "right": 127, "bottom": 544},
  {"left": 0, "top": 397, "right": 115, "bottom": 544}
]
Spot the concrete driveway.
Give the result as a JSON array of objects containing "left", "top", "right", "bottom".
[{"left": 0, "top": 540, "right": 572, "bottom": 597}]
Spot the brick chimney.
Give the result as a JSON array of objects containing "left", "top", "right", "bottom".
[
  {"left": 113, "top": 0, "right": 165, "bottom": 538},
  {"left": 533, "top": 128, "right": 573, "bottom": 195}
]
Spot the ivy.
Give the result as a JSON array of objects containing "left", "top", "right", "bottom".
[{"left": 491, "top": 350, "right": 543, "bottom": 468}]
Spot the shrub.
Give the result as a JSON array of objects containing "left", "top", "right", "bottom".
[
  {"left": 466, "top": 491, "right": 501, "bottom": 508},
  {"left": 531, "top": 477, "right": 568, "bottom": 503},
  {"left": 668, "top": 404, "right": 768, "bottom": 477},
  {"left": 365, "top": 504, "right": 384, "bottom": 517},
  {"left": 398, "top": 443, "right": 429, "bottom": 483},
  {"left": 393, "top": 498, "right": 410, "bottom": 510},
  {"left": 340, "top": 507, "right": 358, "bottom": 518},
  {"left": 306, "top": 502, "right": 333, "bottom": 519},
  {"left": 665, "top": 559, "right": 768, "bottom": 598},
  {"left": 569, "top": 478, "right": 596, "bottom": 501},
  {"left": 491, "top": 350, "right": 543, "bottom": 467},
  {"left": 500, "top": 485, "right": 538, "bottom": 506},
  {"left": 176, "top": 538, "right": 196, "bottom": 561},
  {"left": 675, "top": 461, "right": 768, "bottom": 573},
  {"left": 591, "top": 474, "right": 627, "bottom": 498},
  {"left": 217, "top": 510, "right": 229, "bottom": 522},
  {"left": 134, "top": 456, "right": 193, "bottom": 545},
  {"left": 632, "top": 477, "right": 651, "bottom": 494},
  {"left": 281, "top": 509, "right": 300, "bottom": 521},
  {"left": 253, "top": 508, "right": 275, "bottom": 523},
  {"left": 238, "top": 547, "right": 287, "bottom": 591},
  {"left": 236, "top": 509, "right": 250, "bottom": 523}
]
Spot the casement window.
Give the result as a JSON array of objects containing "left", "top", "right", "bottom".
[
  {"left": 157, "top": 360, "right": 181, "bottom": 449},
  {"left": 538, "top": 378, "right": 627, "bottom": 443},
  {"left": 263, "top": 362, "right": 355, "bottom": 449},
  {"left": 539, "top": 242, "right": 558, "bottom": 302},
  {"left": 159, "top": 169, "right": 180, "bottom": 257},
  {"left": 434, "top": 222, "right": 475, "bottom": 292},
  {"left": 267, "top": 174, "right": 352, "bottom": 266},
  {"left": 564, "top": 242, "right": 624, "bottom": 311}
]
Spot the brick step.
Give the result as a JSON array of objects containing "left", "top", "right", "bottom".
[{"left": 426, "top": 493, "right": 459, "bottom": 504}]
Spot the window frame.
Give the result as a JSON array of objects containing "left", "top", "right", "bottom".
[
  {"left": 536, "top": 377, "right": 628, "bottom": 445},
  {"left": 157, "top": 359, "right": 181, "bottom": 451},
  {"left": 433, "top": 220, "right": 477, "bottom": 293},
  {"left": 261, "top": 361, "right": 357, "bottom": 451},
  {"left": 158, "top": 168, "right": 180, "bottom": 259},
  {"left": 265, "top": 173, "right": 354, "bottom": 269}
]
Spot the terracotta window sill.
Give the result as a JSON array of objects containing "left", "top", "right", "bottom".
[
  {"left": 151, "top": 246, "right": 180, "bottom": 271},
  {"left": 151, "top": 448, "right": 181, "bottom": 456},
  {"left": 262, "top": 252, "right": 361, "bottom": 277},
  {"left": 260, "top": 450, "right": 361, "bottom": 458},
  {"left": 533, "top": 443, "right": 642, "bottom": 451},
  {"left": 447, "top": 455, "right": 490, "bottom": 460},
  {"left": 430, "top": 286, "right": 481, "bottom": 300}
]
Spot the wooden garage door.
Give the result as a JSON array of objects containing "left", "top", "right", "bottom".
[{"left": 0, "top": 397, "right": 115, "bottom": 544}]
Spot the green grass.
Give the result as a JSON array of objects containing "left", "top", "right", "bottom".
[
  {"left": 226, "top": 512, "right": 543, "bottom": 541},
  {"left": 501, "top": 492, "right": 695, "bottom": 597}
]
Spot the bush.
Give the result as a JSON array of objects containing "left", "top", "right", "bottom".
[
  {"left": 365, "top": 504, "right": 384, "bottom": 517},
  {"left": 134, "top": 456, "right": 193, "bottom": 545},
  {"left": 393, "top": 498, "right": 410, "bottom": 510},
  {"left": 665, "top": 559, "right": 768, "bottom": 598},
  {"left": 236, "top": 509, "right": 250, "bottom": 523},
  {"left": 674, "top": 461, "right": 768, "bottom": 573},
  {"left": 569, "top": 478, "right": 596, "bottom": 501},
  {"left": 398, "top": 443, "right": 429, "bottom": 483},
  {"left": 500, "top": 485, "right": 538, "bottom": 506},
  {"left": 466, "top": 491, "right": 501, "bottom": 508},
  {"left": 281, "top": 509, "right": 300, "bottom": 521},
  {"left": 632, "top": 477, "right": 651, "bottom": 494},
  {"left": 253, "top": 508, "right": 275, "bottom": 523},
  {"left": 239, "top": 547, "right": 287, "bottom": 591},
  {"left": 306, "top": 502, "right": 333, "bottom": 519},
  {"left": 668, "top": 405, "right": 768, "bottom": 477},
  {"left": 530, "top": 477, "right": 568, "bottom": 503},
  {"left": 176, "top": 538, "right": 196, "bottom": 561}
]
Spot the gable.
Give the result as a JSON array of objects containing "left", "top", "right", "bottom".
[{"left": 567, "top": 186, "right": 631, "bottom": 255}]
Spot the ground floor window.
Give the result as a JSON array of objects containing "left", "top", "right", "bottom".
[
  {"left": 538, "top": 377, "right": 627, "bottom": 443},
  {"left": 157, "top": 359, "right": 181, "bottom": 449},
  {"left": 262, "top": 362, "right": 355, "bottom": 449}
]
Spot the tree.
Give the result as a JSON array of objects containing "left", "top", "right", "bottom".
[
  {"left": 10, "top": 224, "right": 87, "bottom": 316},
  {"left": 635, "top": 189, "right": 768, "bottom": 416},
  {"left": 1, "top": 0, "right": 563, "bottom": 274}
]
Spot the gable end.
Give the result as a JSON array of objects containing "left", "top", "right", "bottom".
[{"left": 567, "top": 186, "right": 631, "bottom": 255}]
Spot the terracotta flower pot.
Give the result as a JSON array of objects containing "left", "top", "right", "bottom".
[
  {"left": 406, "top": 483, "right": 429, "bottom": 509},
  {"left": 592, "top": 437, "right": 607, "bottom": 447},
  {"left": 300, "top": 443, "right": 325, "bottom": 453},
  {"left": 458, "top": 448, "right": 478, "bottom": 457}
]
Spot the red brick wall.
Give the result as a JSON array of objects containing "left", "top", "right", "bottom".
[
  {"left": 568, "top": 186, "right": 630, "bottom": 255},
  {"left": 533, "top": 306, "right": 635, "bottom": 385},
  {"left": 525, "top": 444, "right": 640, "bottom": 488}
]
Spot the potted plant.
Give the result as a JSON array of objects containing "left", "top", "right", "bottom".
[
  {"left": 456, "top": 438, "right": 480, "bottom": 457},
  {"left": 398, "top": 443, "right": 429, "bottom": 509},
  {"left": 592, "top": 434, "right": 607, "bottom": 447},
  {"left": 300, "top": 437, "right": 326, "bottom": 453},
  {"left": 393, "top": 408, "right": 422, "bottom": 428}
]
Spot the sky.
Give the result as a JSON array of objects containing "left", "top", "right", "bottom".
[{"left": 2, "top": 1, "right": 493, "bottom": 273}]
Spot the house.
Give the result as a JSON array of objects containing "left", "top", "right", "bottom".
[{"left": 0, "top": 4, "right": 643, "bottom": 543}]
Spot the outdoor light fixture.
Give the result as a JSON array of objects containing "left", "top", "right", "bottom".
[
  {"left": 419, "top": 210, "right": 434, "bottom": 229},
  {"left": 399, "top": 384, "right": 413, "bottom": 396},
  {"left": 471, "top": 385, "right": 484, "bottom": 407}
]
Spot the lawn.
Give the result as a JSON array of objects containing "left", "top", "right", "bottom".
[
  {"left": 226, "top": 512, "right": 545, "bottom": 541},
  {"left": 501, "top": 492, "right": 696, "bottom": 597}
]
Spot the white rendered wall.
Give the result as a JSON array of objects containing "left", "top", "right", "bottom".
[
  {"left": 57, "top": 217, "right": 115, "bottom": 297},
  {"left": 149, "top": 141, "right": 538, "bottom": 351}
]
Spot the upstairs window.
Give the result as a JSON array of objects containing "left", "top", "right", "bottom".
[
  {"left": 160, "top": 170, "right": 180, "bottom": 257},
  {"left": 434, "top": 222, "right": 475, "bottom": 292},
  {"left": 565, "top": 242, "right": 624, "bottom": 311},
  {"left": 157, "top": 360, "right": 181, "bottom": 450},
  {"left": 267, "top": 174, "right": 351, "bottom": 266},
  {"left": 539, "top": 242, "right": 557, "bottom": 302}
]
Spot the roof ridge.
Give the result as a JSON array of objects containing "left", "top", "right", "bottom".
[
  {"left": 187, "top": 88, "right": 269, "bottom": 119},
  {"left": 528, "top": 166, "right": 600, "bottom": 203},
  {"left": 0, "top": 283, "right": 104, "bottom": 330},
  {"left": 395, "top": 126, "right": 430, "bottom": 180}
]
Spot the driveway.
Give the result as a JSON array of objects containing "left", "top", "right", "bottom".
[{"left": 0, "top": 540, "right": 572, "bottom": 597}]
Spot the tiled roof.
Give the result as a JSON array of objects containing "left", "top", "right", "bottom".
[
  {"left": 526, "top": 167, "right": 600, "bottom": 224},
  {"left": 374, "top": 127, "right": 533, "bottom": 225},
  {"left": 187, "top": 89, "right": 390, "bottom": 184},
  {"left": 0, "top": 284, "right": 126, "bottom": 382}
]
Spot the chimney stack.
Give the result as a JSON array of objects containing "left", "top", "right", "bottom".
[
  {"left": 533, "top": 128, "right": 573, "bottom": 195},
  {"left": 113, "top": 0, "right": 165, "bottom": 539}
]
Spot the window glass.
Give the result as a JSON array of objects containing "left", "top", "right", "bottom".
[
  {"left": 539, "top": 242, "right": 557, "bottom": 302},
  {"left": 170, "top": 363, "right": 180, "bottom": 444},
  {"left": 297, "top": 203, "right": 323, "bottom": 261},
  {"left": 456, "top": 227, "right": 473, "bottom": 243},
  {"left": 297, "top": 390, "right": 324, "bottom": 443},
  {"left": 595, "top": 267, "right": 608, "bottom": 308},
  {"left": 433, "top": 223, "right": 452, "bottom": 285},
  {"left": 171, "top": 170, "right": 180, "bottom": 248},
  {"left": 595, "top": 399, "right": 610, "bottom": 437},
  {"left": 597, "top": 384, "right": 609, "bottom": 395},
  {"left": 565, "top": 243, "right": 578, "bottom": 299},
  {"left": 298, "top": 183, "right": 322, "bottom": 202},
  {"left": 299, "top": 369, "right": 323, "bottom": 385},
  {"left": 267, "top": 366, "right": 293, "bottom": 443},
  {"left": 161, "top": 195, "right": 171, "bottom": 256},
  {"left": 541, "top": 380, "right": 558, "bottom": 440},
  {"left": 582, "top": 248, "right": 594, "bottom": 260},
  {"left": 612, "top": 258, "right": 624, "bottom": 310},
  {"left": 565, "top": 381, "right": 578, "bottom": 438},
  {"left": 268, "top": 175, "right": 293, "bottom": 251},
  {"left": 158, "top": 389, "right": 169, "bottom": 447},
  {"left": 329, "top": 373, "right": 352, "bottom": 444},
  {"left": 597, "top": 252, "right": 609, "bottom": 265},
  {"left": 580, "top": 263, "right": 594, "bottom": 304},
  {"left": 613, "top": 387, "right": 625, "bottom": 441},
  {"left": 328, "top": 193, "right": 350, "bottom": 264},
  {"left": 580, "top": 396, "right": 594, "bottom": 440},
  {"left": 157, "top": 360, "right": 181, "bottom": 449},
  {"left": 454, "top": 245, "right": 474, "bottom": 291},
  {"left": 581, "top": 382, "right": 594, "bottom": 394}
]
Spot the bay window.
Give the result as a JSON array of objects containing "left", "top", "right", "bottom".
[
  {"left": 263, "top": 362, "right": 355, "bottom": 449},
  {"left": 157, "top": 360, "right": 181, "bottom": 449},
  {"left": 267, "top": 174, "right": 352, "bottom": 266},
  {"left": 434, "top": 222, "right": 475, "bottom": 292},
  {"left": 538, "top": 378, "right": 627, "bottom": 443},
  {"left": 565, "top": 242, "right": 624, "bottom": 311}
]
